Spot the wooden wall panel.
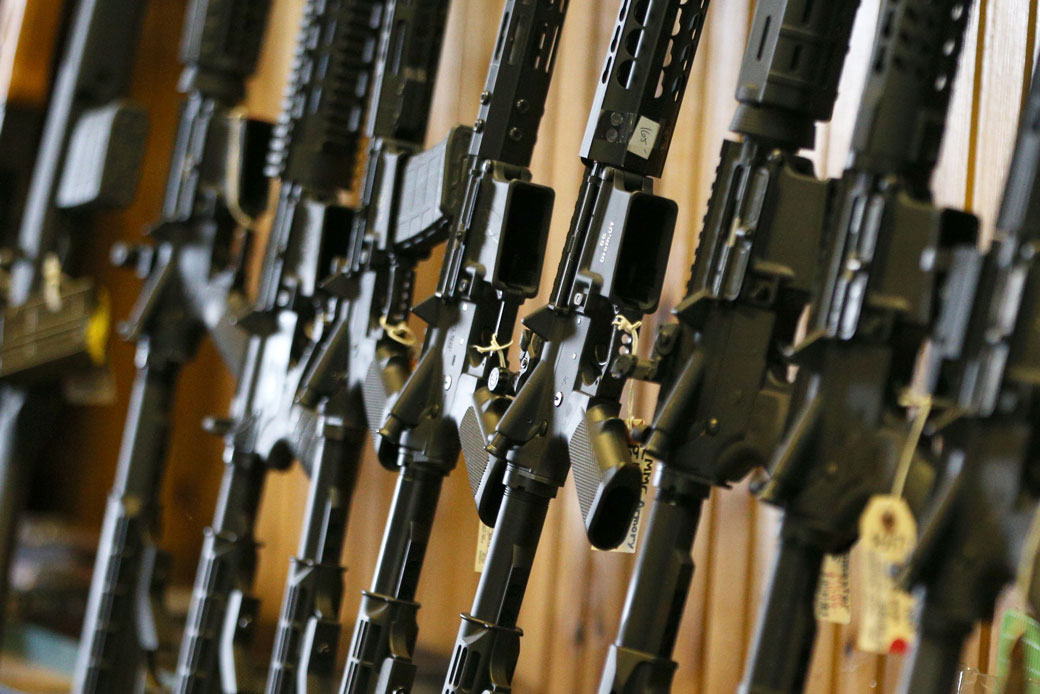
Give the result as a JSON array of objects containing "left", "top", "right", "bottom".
[{"left": 56, "top": 0, "right": 1040, "bottom": 691}]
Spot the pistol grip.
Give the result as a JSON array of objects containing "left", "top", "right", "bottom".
[
  {"left": 568, "top": 404, "right": 641, "bottom": 550},
  {"left": 365, "top": 350, "right": 411, "bottom": 469},
  {"left": 460, "top": 390, "right": 512, "bottom": 524}
]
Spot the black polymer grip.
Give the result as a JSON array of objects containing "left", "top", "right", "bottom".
[
  {"left": 580, "top": 0, "right": 708, "bottom": 176},
  {"left": 731, "top": 0, "right": 860, "bottom": 149},
  {"left": 178, "top": 0, "right": 273, "bottom": 102},
  {"left": 366, "top": 0, "right": 451, "bottom": 144},
  {"left": 468, "top": 0, "right": 567, "bottom": 167},
  {"left": 850, "top": 0, "right": 972, "bottom": 185},
  {"left": 265, "top": 0, "right": 381, "bottom": 192}
]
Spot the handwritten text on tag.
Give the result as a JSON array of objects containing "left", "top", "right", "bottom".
[
  {"left": 627, "top": 116, "right": 660, "bottom": 160},
  {"left": 857, "top": 495, "right": 917, "bottom": 655},
  {"left": 815, "top": 552, "right": 852, "bottom": 625}
]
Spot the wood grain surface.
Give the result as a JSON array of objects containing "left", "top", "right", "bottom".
[{"left": 48, "top": 0, "right": 1037, "bottom": 692}]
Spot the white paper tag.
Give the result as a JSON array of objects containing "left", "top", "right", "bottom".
[
  {"left": 627, "top": 116, "right": 660, "bottom": 160},
  {"left": 607, "top": 445, "right": 656, "bottom": 554},
  {"left": 857, "top": 495, "right": 917, "bottom": 655},
  {"left": 475, "top": 521, "right": 494, "bottom": 572},
  {"left": 815, "top": 552, "right": 852, "bottom": 625},
  {"left": 1016, "top": 506, "right": 1040, "bottom": 605}
]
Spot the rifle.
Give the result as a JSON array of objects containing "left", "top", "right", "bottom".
[
  {"left": 72, "top": 0, "right": 273, "bottom": 691},
  {"left": 894, "top": 50, "right": 1040, "bottom": 694},
  {"left": 0, "top": 0, "right": 65, "bottom": 246},
  {"left": 263, "top": 1, "right": 455, "bottom": 692},
  {"left": 595, "top": 1, "right": 860, "bottom": 692},
  {"left": 343, "top": 1, "right": 567, "bottom": 692},
  {"left": 436, "top": 1, "right": 707, "bottom": 691},
  {"left": 0, "top": 0, "right": 152, "bottom": 646},
  {"left": 739, "top": 1, "right": 979, "bottom": 691},
  {"left": 171, "top": 2, "right": 385, "bottom": 692}
]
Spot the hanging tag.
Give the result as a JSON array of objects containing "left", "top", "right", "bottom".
[
  {"left": 474, "top": 521, "right": 494, "bottom": 572},
  {"left": 1016, "top": 507, "right": 1040, "bottom": 610},
  {"left": 857, "top": 494, "right": 917, "bottom": 655},
  {"left": 815, "top": 552, "right": 852, "bottom": 625},
  {"left": 606, "top": 445, "right": 656, "bottom": 554},
  {"left": 627, "top": 116, "right": 660, "bottom": 160}
]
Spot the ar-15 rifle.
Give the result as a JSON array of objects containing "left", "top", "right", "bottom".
[
  {"left": 73, "top": 0, "right": 273, "bottom": 691},
  {"left": 739, "top": 1, "right": 980, "bottom": 692},
  {"left": 894, "top": 49, "right": 1040, "bottom": 694},
  {"left": 435, "top": 1, "right": 707, "bottom": 692},
  {"left": 344, "top": 1, "right": 567, "bottom": 692},
  {"left": 0, "top": 0, "right": 65, "bottom": 247},
  {"left": 172, "top": 2, "right": 384, "bottom": 692},
  {"left": 264, "top": 2, "right": 457, "bottom": 693},
  {"left": 595, "top": 2, "right": 859, "bottom": 692},
  {"left": 0, "top": 0, "right": 152, "bottom": 645}
]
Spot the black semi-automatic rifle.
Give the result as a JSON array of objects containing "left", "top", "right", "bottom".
[
  {"left": 595, "top": 1, "right": 859, "bottom": 692},
  {"left": 0, "top": 0, "right": 65, "bottom": 645},
  {"left": 894, "top": 51, "right": 1040, "bottom": 694},
  {"left": 173, "top": 2, "right": 383, "bottom": 692},
  {"left": 739, "top": 0, "right": 979, "bottom": 692},
  {"left": 436, "top": 1, "right": 707, "bottom": 691},
  {"left": 0, "top": 0, "right": 65, "bottom": 252},
  {"left": 346, "top": 1, "right": 567, "bottom": 692},
  {"left": 73, "top": 0, "right": 273, "bottom": 691},
  {"left": 264, "top": 1, "right": 456, "bottom": 692},
  {"left": 0, "top": 0, "right": 152, "bottom": 645}
]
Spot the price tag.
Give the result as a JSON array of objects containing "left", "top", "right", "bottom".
[
  {"left": 815, "top": 552, "right": 852, "bottom": 625},
  {"left": 627, "top": 116, "right": 660, "bottom": 160},
  {"left": 474, "top": 521, "right": 493, "bottom": 572},
  {"left": 608, "top": 445, "right": 655, "bottom": 554},
  {"left": 857, "top": 495, "right": 917, "bottom": 655},
  {"left": 1016, "top": 507, "right": 1040, "bottom": 607}
]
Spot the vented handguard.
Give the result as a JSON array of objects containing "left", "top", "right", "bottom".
[
  {"left": 265, "top": 0, "right": 381, "bottom": 192},
  {"left": 179, "top": 0, "right": 273, "bottom": 100}
]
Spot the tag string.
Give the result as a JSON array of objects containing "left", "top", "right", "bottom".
[
  {"left": 475, "top": 334, "right": 512, "bottom": 368},
  {"left": 893, "top": 389, "right": 932, "bottom": 499},
  {"left": 612, "top": 315, "right": 646, "bottom": 429},
  {"left": 379, "top": 316, "right": 417, "bottom": 347}
]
